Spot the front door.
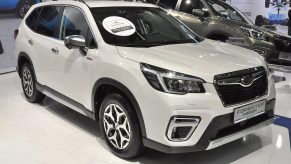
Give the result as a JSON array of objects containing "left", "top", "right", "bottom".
[{"left": 52, "top": 6, "right": 97, "bottom": 108}]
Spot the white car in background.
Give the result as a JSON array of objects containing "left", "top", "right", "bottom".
[{"left": 15, "top": 0, "right": 276, "bottom": 158}]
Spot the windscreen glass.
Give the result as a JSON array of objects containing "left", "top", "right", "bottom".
[{"left": 90, "top": 7, "right": 201, "bottom": 47}]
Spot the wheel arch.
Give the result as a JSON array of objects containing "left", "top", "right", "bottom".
[
  {"left": 17, "top": 52, "right": 37, "bottom": 80},
  {"left": 92, "top": 78, "right": 147, "bottom": 137}
]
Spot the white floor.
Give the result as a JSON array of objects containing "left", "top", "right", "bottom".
[{"left": 0, "top": 71, "right": 290, "bottom": 164}]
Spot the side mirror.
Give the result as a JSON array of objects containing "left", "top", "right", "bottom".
[
  {"left": 64, "top": 35, "right": 86, "bottom": 49},
  {"left": 192, "top": 9, "right": 208, "bottom": 18}
]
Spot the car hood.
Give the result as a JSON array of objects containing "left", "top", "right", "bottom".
[
  {"left": 117, "top": 40, "right": 266, "bottom": 83},
  {"left": 256, "top": 26, "right": 291, "bottom": 38}
]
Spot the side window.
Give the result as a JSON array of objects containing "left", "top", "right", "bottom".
[
  {"left": 158, "top": 0, "right": 178, "bottom": 9},
  {"left": 60, "top": 7, "right": 96, "bottom": 48},
  {"left": 180, "top": 0, "right": 205, "bottom": 14},
  {"left": 36, "top": 6, "right": 62, "bottom": 38},
  {"left": 25, "top": 7, "right": 42, "bottom": 32}
]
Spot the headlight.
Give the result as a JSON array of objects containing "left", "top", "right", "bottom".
[
  {"left": 140, "top": 63, "right": 205, "bottom": 94},
  {"left": 240, "top": 26, "right": 266, "bottom": 40}
]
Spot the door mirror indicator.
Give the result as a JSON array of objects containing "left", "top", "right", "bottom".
[{"left": 64, "top": 35, "right": 86, "bottom": 49}]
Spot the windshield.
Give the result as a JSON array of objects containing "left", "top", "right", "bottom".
[
  {"left": 206, "top": 0, "right": 252, "bottom": 24},
  {"left": 90, "top": 7, "right": 201, "bottom": 47}
]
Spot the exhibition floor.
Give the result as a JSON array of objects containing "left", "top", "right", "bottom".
[{"left": 0, "top": 71, "right": 290, "bottom": 164}]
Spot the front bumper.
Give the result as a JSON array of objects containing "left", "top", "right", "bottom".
[{"left": 143, "top": 99, "right": 275, "bottom": 153}]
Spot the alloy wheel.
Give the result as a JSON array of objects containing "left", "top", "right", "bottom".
[
  {"left": 19, "top": 5, "right": 31, "bottom": 18},
  {"left": 103, "top": 104, "right": 131, "bottom": 150},
  {"left": 22, "top": 67, "right": 33, "bottom": 97}
]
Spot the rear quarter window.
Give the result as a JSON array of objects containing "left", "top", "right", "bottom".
[
  {"left": 36, "top": 6, "right": 62, "bottom": 38},
  {"left": 25, "top": 7, "right": 42, "bottom": 32}
]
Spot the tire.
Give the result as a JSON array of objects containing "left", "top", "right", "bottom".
[
  {"left": 20, "top": 63, "right": 45, "bottom": 103},
  {"left": 17, "top": 0, "right": 33, "bottom": 19},
  {"left": 99, "top": 94, "right": 143, "bottom": 159},
  {"left": 255, "top": 15, "right": 264, "bottom": 27},
  {"left": 265, "top": 0, "right": 270, "bottom": 8}
]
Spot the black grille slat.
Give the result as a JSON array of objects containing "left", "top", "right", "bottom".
[{"left": 214, "top": 67, "right": 268, "bottom": 106}]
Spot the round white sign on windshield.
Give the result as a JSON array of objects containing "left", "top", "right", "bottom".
[{"left": 102, "top": 16, "right": 136, "bottom": 36}]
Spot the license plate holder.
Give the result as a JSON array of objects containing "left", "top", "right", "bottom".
[{"left": 234, "top": 100, "right": 266, "bottom": 124}]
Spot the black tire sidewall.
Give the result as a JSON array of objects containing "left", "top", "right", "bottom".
[{"left": 99, "top": 94, "right": 143, "bottom": 159}]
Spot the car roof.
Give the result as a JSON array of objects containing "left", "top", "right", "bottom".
[
  {"left": 40, "top": 0, "right": 158, "bottom": 8},
  {"left": 86, "top": 1, "right": 157, "bottom": 8}
]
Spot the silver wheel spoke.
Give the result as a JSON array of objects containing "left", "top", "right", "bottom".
[
  {"left": 103, "top": 117, "right": 114, "bottom": 135},
  {"left": 114, "top": 105, "right": 126, "bottom": 124},
  {"left": 118, "top": 128, "right": 130, "bottom": 149},
  {"left": 108, "top": 130, "right": 119, "bottom": 149},
  {"left": 119, "top": 117, "right": 131, "bottom": 138},
  {"left": 104, "top": 105, "right": 116, "bottom": 123}
]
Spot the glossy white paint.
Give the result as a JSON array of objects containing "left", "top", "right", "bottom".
[{"left": 15, "top": 0, "right": 276, "bottom": 151}]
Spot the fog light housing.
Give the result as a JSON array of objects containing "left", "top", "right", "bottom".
[{"left": 166, "top": 116, "right": 200, "bottom": 142}]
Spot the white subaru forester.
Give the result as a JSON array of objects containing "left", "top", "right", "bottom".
[{"left": 15, "top": 0, "right": 276, "bottom": 158}]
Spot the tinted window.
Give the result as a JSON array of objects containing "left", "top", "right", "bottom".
[
  {"left": 26, "top": 7, "right": 42, "bottom": 32},
  {"left": 180, "top": 0, "right": 205, "bottom": 14},
  {"left": 158, "top": 0, "right": 178, "bottom": 9},
  {"left": 36, "top": 6, "right": 62, "bottom": 38},
  {"left": 90, "top": 7, "right": 201, "bottom": 47},
  {"left": 60, "top": 7, "right": 96, "bottom": 48}
]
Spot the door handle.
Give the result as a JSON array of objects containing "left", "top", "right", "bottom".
[
  {"left": 28, "top": 39, "right": 33, "bottom": 45},
  {"left": 51, "top": 48, "right": 59, "bottom": 54}
]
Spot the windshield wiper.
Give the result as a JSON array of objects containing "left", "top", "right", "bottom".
[
  {"left": 115, "top": 39, "right": 197, "bottom": 48},
  {"left": 159, "top": 39, "right": 197, "bottom": 45},
  {"left": 116, "top": 43, "right": 163, "bottom": 48}
]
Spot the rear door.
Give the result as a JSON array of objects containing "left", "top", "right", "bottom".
[{"left": 30, "top": 5, "right": 63, "bottom": 87}]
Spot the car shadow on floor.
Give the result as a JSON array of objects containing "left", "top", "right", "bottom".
[{"left": 36, "top": 96, "right": 273, "bottom": 164}]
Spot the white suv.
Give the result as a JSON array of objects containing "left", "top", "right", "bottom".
[{"left": 15, "top": 0, "right": 276, "bottom": 158}]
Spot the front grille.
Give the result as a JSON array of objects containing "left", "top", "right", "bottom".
[{"left": 214, "top": 67, "right": 268, "bottom": 106}]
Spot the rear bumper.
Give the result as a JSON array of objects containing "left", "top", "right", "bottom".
[{"left": 143, "top": 99, "right": 275, "bottom": 154}]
